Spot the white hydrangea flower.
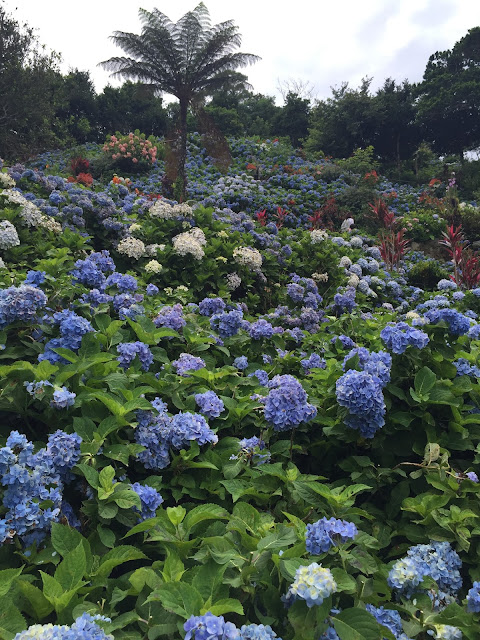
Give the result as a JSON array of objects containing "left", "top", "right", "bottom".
[
  {"left": 172, "top": 229, "right": 205, "bottom": 260},
  {"left": 0, "top": 257, "right": 6, "bottom": 268},
  {"left": 347, "top": 274, "right": 360, "bottom": 288},
  {"left": 149, "top": 200, "right": 193, "bottom": 219},
  {"left": 129, "top": 223, "right": 142, "bottom": 234},
  {"left": 117, "top": 237, "right": 146, "bottom": 259},
  {"left": 0, "top": 172, "right": 16, "bottom": 188},
  {"left": 339, "top": 256, "right": 353, "bottom": 268},
  {"left": 0, "top": 220, "right": 20, "bottom": 249},
  {"left": 233, "top": 246, "right": 262, "bottom": 270},
  {"left": 310, "top": 229, "right": 329, "bottom": 244},
  {"left": 349, "top": 235, "right": 363, "bottom": 248},
  {"left": 145, "top": 243, "right": 166, "bottom": 256},
  {"left": 312, "top": 272, "right": 328, "bottom": 282},
  {"left": 406, "top": 311, "right": 420, "bottom": 320},
  {"left": 144, "top": 260, "right": 163, "bottom": 273},
  {"left": 226, "top": 272, "right": 241, "bottom": 290}
]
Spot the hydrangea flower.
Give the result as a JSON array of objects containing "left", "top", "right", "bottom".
[
  {"left": 233, "top": 356, "right": 248, "bottom": 370},
  {"left": 130, "top": 482, "right": 164, "bottom": 521},
  {"left": 264, "top": 374, "right": 316, "bottom": 431},
  {"left": 380, "top": 322, "right": 429, "bottom": 354},
  {"left": 198, "top": 297, "right": 226, "bottom": 316},
  {"left": 195, "top": 391, "right": 225, "bottom": 418},
  {"left": 285, "top": 563, "right": 337, "bottom": 608},
  {"left": 467, "top": 581, "right": 480, "bottom": 612},
  {"left": 239, "top": 624, "right": 281, "bottom": 639},
  {"left": 336, "top": 370, "right": 386, "bottom": 438},
  {"left": 306, "top": 517, "right": 358, "bottom": 554},
  {"left": 184, "top": 612, "right": 239, "bottom": 640},
  {"left": 172, "top": 353, "right": 206, "bottom": 376},
  {"left": 117, "top": 342, "right": 153, "bottom": 371},
  {"left": 50, "top": 387, "right": 76, "bottom": 409},
  {"left": 0, "top": 220, "right": 20, "bottom": 249},
  {"left": 428, "top": 625, "right": 462, "bottom": 640},
  {"left": 249, "top": 319, "right": 274, "bottom": 339},
  {"left": 0, "top": 285, "right": 47, "bottom": 328},
  {"left": 153, "top": 304, "right": 186, "bottom": 331},
  {"left": 13, "top": 613, "right": 113, "bottom": 640},
  {"left": 210, "top": 309, "right": 244, "bottom": 338}
]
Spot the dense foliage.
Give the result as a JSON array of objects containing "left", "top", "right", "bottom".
[{"left": 0, "top": 132, "right": 479, "bottom": 640}]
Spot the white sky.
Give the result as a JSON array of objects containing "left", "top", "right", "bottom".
[{"left": 3, "top": 0, "right": 480, "bottom": 103}]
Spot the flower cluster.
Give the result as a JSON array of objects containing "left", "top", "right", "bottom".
[
  {"left": 154, "top": 304, "right": 186, "bottom": 331},
  {"left": 51, "top": 386, "right": 76, "bottom": 409},
  {"left": 425, "top": 308, "right": 471, "bottom": 337},
  {"left": 364, "top": 605, "right": 409, "bottom": 640},
  {"left": 103, "top": 131, "right": 158, "bottom": 165},
  {"left": 195, "top": 391, "right": 225, "bottom": 418},
  {"left": 135, "top": 403, "right": 218, "bottom": 470},
  {"left": 117, "top": 341, "right": 154, "bottom": 371},
  {"left": 0, "top": 284, "right": 47, "bottom": 328},
  {"left": 172, "top": 353, "right": 206, "bottom": 376},
  {"left": 199, "top": 297, "right": 226, "bottom": 317},
  {"left": 264, "top": 374, "right": 317, "bottom": 431},
  {"left": 130, "top": 482, "right": 164, "bottom": 521},
  {"left": 233, "top": 436, "right": 271, "bottom": 465},
  {"left": 149, "top": 200, "right": 193, "bottom": 219},
  {"left": 184, "top": 612, "right": 239, "bottom": 640},
  {"left": 233, "top": 246, "right": 263, "bottom": 270},
  {"left": 173, "top": 228, "right": 206, "bottom": 260},
  {"left": 239, "top": 624, "right": 281, "bottom": 640},
  {"left": 0, "top": 219, "right": 20, "bottom": 249},
  {"left": 116, "top": 237, "right": 146, "bottom": 260},
  {"left": 429, "top": 625, "right": 463, "bottom": 640},
  {"left": 210, "top": 308, "right": 245, "bottom": 338},
  {"left": 226, "top": 272, "right": 242, "bottom": 290},
  {"left": 0, "top": 430, "right": 81, "bottom": 544},
  {"left": 388, "top": 541, "right": 462, "bottom": 599},
  {"left": 310, "top": 229, "right": 329, "bottom": 243},
  {"left": 380, "top": 321, "right": 430, "bottom": 354},
  {"left": 467, "top": 581, "right": 480, "bottom": 612},
  {"left": 285, "top": 563, "right": 337, "bottom": 608},
  {"left": 40, "top": 310, "right": 94, "bottom": 364},
  {"left": 14, "top": 613, "right": 113, "bottom": 640},
  {"left": 306, "top": 517, "right": 358, "bottom": 554}
]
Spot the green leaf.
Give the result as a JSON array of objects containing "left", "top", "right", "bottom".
[
  {"left": 162, "top": 551, "right": 185, "bottom": 582},
  {"left": 183, "top": 504, "right": 229, "bottom": 533},
  {"left": 230, "top": 502, "right": 262, "bottom": 534},
  {"left": 75, "top": 463, "right": 99, "bottom": 489},
  {"left": 94, "top": 546, "right": 147, "bottom": 578},
  {"left": 16, "top": 580, "right": 53, "bottom": 619},
  {"left": 333, "top": 608, "right": 383, "bottom": 639},
  {"left": 331, "top": 568, "right": 357, "bottom": 593},
  {"left": 257, "top": 526, "right": 297, "bottom": 553},
  {"left": 0, "top": 568, "right": 22, "bottom": 597},
  {"left": 414, "top": 367, "right": 436, "bottom": 395},
  {"left": 55, "top": 543, "right": 87, "bottom": 590},
  {"left": 148, "top": 582, "right": 203, "bottom": 619},
  {"left": 167, "top": 506, "right": 186, "bottom": 526},
  {"left": 99, "top": 465, "right": 116, "bottom": 490},
  {"left": 207, "top": 598, "right": 244, "bottom": 616},
  {"left": 97, "top": 525, "right": 116, "bottom": 548},
  {"left": 51, "top": 522, "right": 88, "bottom": 557},
  {"left": 0, "top": 598, "right": 26, "bottom": 640},
  {"left": 192, "top": 560, "right": 227, "bottom": 602}
]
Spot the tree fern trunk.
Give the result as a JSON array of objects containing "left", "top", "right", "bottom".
[{"left": 177, "top": 98, "right": 188, "bottom": 202}]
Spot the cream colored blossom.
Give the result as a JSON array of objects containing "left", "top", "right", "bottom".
[
  {"left": 347, "top": 274, "right": 360, "bottom": 288},
  {"left": 172, "top": 229, "right": 205, "bottom": 260},
  {"left": 339, "top": 256, "right": 353, "bottom": 268},
  {"left": 0, "top": 172, "right": 15, "bottom": 188},
  {"left": 149, "top": 200, "right": 193, "bottom": 219},
  {"left": 312, "top": 272, "right": 329, "bottom": 282},
  {"left": 310, "top": 229, "right": 329, "bottom": 244},
  {"left": 117, "top": 237, "right": 146, "bottom": 259},
  {"left": 144, "top": 260, "right": 163, "bottom": 273},
  {"left": 233, "top": 246, "right": 262, "bottom": 270}
]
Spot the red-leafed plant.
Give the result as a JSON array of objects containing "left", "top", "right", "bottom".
[
  {"left": 308, "top": 197, "right": 343, "bottom": 230},
  {"left": 369, "top": 198, "right": 398, "bottom": 229},
  {"left": 70, "top": 156, "right": 90, "bottom": 176},
  {"left": 379, "top": 228, "right": 410, "bottom": 270},
  {"left": 439, "top": 225, "right": 480, "bottom": 288},
  {"left": 275, "top": 206, "right": 288, "bottom": 229},
  {"left": 256, "top": 209, "right": 267, "bottom": 226}
]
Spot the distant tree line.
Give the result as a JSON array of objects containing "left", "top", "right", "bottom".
[{"left": 1, "top": 0, "right": 480, "bottom": 182}]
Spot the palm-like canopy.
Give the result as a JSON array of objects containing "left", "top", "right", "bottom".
[{"left": 100, "top": 4, "right": 259, "bottom": 198}]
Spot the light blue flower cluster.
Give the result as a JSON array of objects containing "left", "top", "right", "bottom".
[
  {"left": 388, "top": 541, "right": 462, "bottom": 599},
  {"left": 13, "top": 613, "right": 113, "bottom": 640},
  {"left": 184, "top": 612, "right": 239, "bottom": 640},
  {"left": 332, "top": 287, "right": 357, "bottom": 314},
  {"left": 172, "top": 352, "right": 206, "bottom": 376},
  {"left": 0, "top": 284, "right": 48, "bottom": 328},
  {"left": 130, "top": 482, "right": 163, "bottom": 521},
  {"left": 300, "top": 353, "right": 326, "bottom": 372},
  {"left": 117, "top": 341, "right": 153, "bottom": 371},
  {"left": 153, "top": 303, "right": 186, "bottom": 331},
  {"left": 24, "top": 270, "right": 46, "bottom": 286},
  {"left": 428, "top": 625, "right": 462, "bottom": 640},
  {"left": 210, "top": 308, "right": 244, "bottom": 338},
  {"left": 0, "top": 430, "right": 81, "bottom": 544},
  {"left": 425, "top": 308, "right": 471, "bottom": 336},
  {"left": 365, "top": 605, "right": 411, "bottom": 639},
  {"left": 105, "top": 272, "right": 138, "bottom": 292},
  {"left": 195, "top": 391, "right": 225, "bottom": 418},
  {"left": 336, "top": 369, "right": 386, "bottom": 438},
  {"left": 51, "top": 386, "right": 76, "bottom": 409},
  {"left": 284, "top": 563, "right": 337, "bottom": 608},
  {"left": 380, "top": 322, "right": 430, "bottom": 354},
  {"left": 135, "top": 404, "right": 218, "bottom": 470},
  {"left": 39, "top": 309, "right": 94, "bottom": 364},
  {"left": 24, "top": 380, "right": 53, "bottom": 396},
  {"left": 198, "top": 297, "right": 226, "bottom": 316},
  {"left": 453, "top": 358, "right": 480, "bottom": 378},
  {"left": 233, "top": 356, "right": 248, "bottom": 370},
  {"left": 437, "top": 279, "right": 458, "bottom": 291},
  {"left": 233, "top": 436, "right": 271, "bottom": 465},
  {"left": 70, "top": 250, "right": 115, "bottom": 289},
  {"left": 264, "top": 374, "right": 317, "bottom": 431},
  {"left": 249, "top": 319, "right": 274, "bottom": 339},
  {"left": 467, "top": 581, "right": 480, "bottom": 612},
  {"left": 239, "top": 624, "right": 281, "bottom": 639},
  {"left": 306, "top": 517, "right": 358, "bottom": 554}
]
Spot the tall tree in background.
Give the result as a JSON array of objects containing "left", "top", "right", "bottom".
[
  {"left": 100, "top": 3, "right": 259, "bottom": 199},
  {"left": 416, "top": 26, "right": 480, "bottom": 159},
  {"left": 0, "top": 2, "right": 63, "bottom": 158},
  {"left": 274, "top": 92, "right": 311, "bottom": 147}
]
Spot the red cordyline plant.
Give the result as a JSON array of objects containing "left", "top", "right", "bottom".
[
  {"left": 369, "top": 198, "right": 399, "bottom": 229},
  {"left": 379, "top": 228, "right": 410, "bottom": 270},
  {"left": 275, "top": 206, "right": 288, "bottom": 229},
  {"left": 308, "top": 197, "right": 342, "bottom": 230},
  {"left": 439, "top": 225, "right": 480, "bottom": 288},
  {"left": 256, "top": 209, "right": 267, "bottom": 226}
]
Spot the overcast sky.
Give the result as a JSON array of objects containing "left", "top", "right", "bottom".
[{"left": 3, "top": 0, "right": 479, "bottom": 103}]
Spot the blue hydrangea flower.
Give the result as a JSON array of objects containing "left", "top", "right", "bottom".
[
  {"left": 336, "top": 370, "right": 386, "bottom": 438},
  {"left": 172, "top": 353, "right": 206, "bottom": 376},
  {"left": 198, "top": 297, "right": 226, "bottom": 317},
  {"left": 264, "top": 374, "right": 316, "bottom": 431},
  {"left": 365, "top": 605, "right": 405, "bottom": 638},
  {"left": 13, "top": 613, "right": 113, "bottom": 640},
  {"left": 195, "top": 391, "right": 225, "bottom": 418},
  {"left": 146, "top": 283, "right": 159, "bottom": 296},
  {"left": 24, "top": 270, "right": 46, "bottom": 286},
  {"left": 184, "top": 612, "right": 239, "bottom": 640},
  {"left": 0, "top": 285, "right": 48, "bottom": 328},
  {"left": 249, "top": 319, "right": 274, "bottom": 340},
  {"left": 306, "top": 517, "right": 358, "bottom": 554},
  {"left": 210, "top": 309, "right": 244, "bottom": 338},
  {"left": 130, "top": 482, "right": 164, "bottom": 521},
  {"left": 381, "top": 322, "right": 430, "bottom": 354},
  {"left": 153, "top": 304, "right": 186, "bottom": 331},
  {"left": 50, "top": 387, "right": 76, "bottom": 409},
  {"left": 233, "top": 356, "right": 248, "bottom": 370},
  {"left": 117, "top": 341, "right": 153, "bottom": 371},
  {"left": 425, "top": 308, "right": 471, "bottom": 337},
  {"left": 239, "top": 623, "right": 281, "bottom": 639},
  {"left": 467, "top": 581, "right": 480, "bottom": 612},
  {"left": 428, "top": 625, "right": 462, "bottom": 640}
]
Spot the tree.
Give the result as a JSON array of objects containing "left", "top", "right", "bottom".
[
  {"left": 273, "top": 92, "right": 311, "bottom": 147},
  {"left": 100, "top": 3, "right": 259, "bottom": 199},
  {"left": 0, "top": 2, "right": 64, "bottom": 158},
  {"left": 416, "top": 27, "right": 480, "bottom": 159}
]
